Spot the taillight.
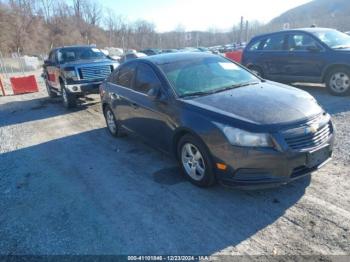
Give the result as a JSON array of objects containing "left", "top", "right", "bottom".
[{"left": 99, "top": 84, "right": 105, "bottom": 97}]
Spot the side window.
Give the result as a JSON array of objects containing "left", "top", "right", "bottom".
[
  {"left": 249, "top": 40, "right": 262, "bottom": 51},
  {"left": 107, "top": 69, "right": 119, "bottom": 84},
  {"left": 134, "top": 63, "right": 162, "bottom": 94},
  {"left": 262, "top": 34, "right": 286, "bottom": 51},
  {"left": 115, "top": 63, "right": 136, "bottom": 88},
  {"left": 288, "top": 34, "right": 319, "bottom": 51}
]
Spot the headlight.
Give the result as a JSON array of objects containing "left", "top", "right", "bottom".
[
  {"left": 63, "top": 69, "right": 78, "bottom": 80},
  {"left": 222, "top": 126, "right": 273, "bottom": 147}
]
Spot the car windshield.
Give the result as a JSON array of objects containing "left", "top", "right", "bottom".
[
  {"left": 58, "top": 47, "right": 106, "bottom": 63},
  {"left": 159, "top": 56, "right": 260, "bottom": 97},
  {"left": 312, "top": 30, "right": 350, "bottom": 49}
]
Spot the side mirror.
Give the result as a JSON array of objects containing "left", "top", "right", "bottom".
[
  {"left": 307, "top": 45, "right": 321, "bottom": 52},
  {"left": 44, "top": 60, "right": 53, "bottom": 66}
]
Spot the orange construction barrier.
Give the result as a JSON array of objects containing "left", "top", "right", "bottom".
[
  {"left": 10, "top": 75, "right": 39, "bottom": 95},
  {"left": 225, "top": 50, "right": 243, "bottom": 64}
]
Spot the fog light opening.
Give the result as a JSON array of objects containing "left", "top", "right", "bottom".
[{"left": 72, "top": 86, "right": 78, "bottom": 91}]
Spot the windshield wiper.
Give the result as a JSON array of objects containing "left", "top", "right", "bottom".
[
  {"left": 212, "top": 81, "right": 260, "bottom": 94},
  {"left": 179, "top": 82, "right": 260, "bottom": 98},
  {"left": 179, "top": 91, "right": 215, "bottom": 98}
]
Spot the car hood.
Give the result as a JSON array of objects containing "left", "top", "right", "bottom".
[
  {"left": 182, "top": 81, "right": 323, "bottom": 125},
  {"left": 62, "top": 58, "right": 116, "bottom": 67}
]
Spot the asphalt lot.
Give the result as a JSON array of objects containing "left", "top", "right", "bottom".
[{"left": 0, "top": 80, "right": 349, "bottom": 256}]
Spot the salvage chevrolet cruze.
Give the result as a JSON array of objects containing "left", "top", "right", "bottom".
[{"left": 100, "top": 52, "right": 334, "bottom": 188}]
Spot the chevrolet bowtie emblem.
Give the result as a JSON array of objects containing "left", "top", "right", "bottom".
[{"left": 305, "top": 123, "right": 319, "bottom": 134}]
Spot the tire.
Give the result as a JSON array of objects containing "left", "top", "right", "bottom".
[
  {"left": 325, "top": 67, "right": 350, "bottom": 96},
  {"left": 177, "top": 134, "right": 216, "bottom": 187},
  {"left": 249, "top": 66, "right": 264, "bottom": 78},
  {"left": 61, "top": 84, "right": 77, "bottom": 108},
  {"left": 103, "top": 105, "right": 122, "bottom": 137},
  {"left": 45, "top": 80, "right": 57, "bottom": 98}
]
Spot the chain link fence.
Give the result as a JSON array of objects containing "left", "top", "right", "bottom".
[{"left": 0, "top": 52, "right": 43, "bottom": 96}]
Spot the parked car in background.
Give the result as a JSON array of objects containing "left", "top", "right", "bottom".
[
  {"left": 140, "top": 49, "right": 162, "bottom": 56},
  {"left": 162, "top": 49, "right": 179, "bottom": 54},
  {"left": 100, "top": 52, "right": 334, "bottom": 188},
  {"left": 119, "top": 52, "right": 147, "bottom": 64},
  {"left": 43, "top": 45, "right": 119, "bottom": 108},
  {"left": 242, "top": 28, "right": 350, "bottom": 96},
  {"left": 179, "top": 47, "right": 201, "bottom": 52},
  {"left": 197, "top": 47, "right": 212, "bottom": 53}
]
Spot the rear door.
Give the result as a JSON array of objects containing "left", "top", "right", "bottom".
[
  {"left": 285, "top": 32, "right": 326, "bottom": 80},
  {"left": 259, "top": 33, "right": 289, "bottom": 78},
  {"left": 107, "top": 62, "right": 138, "bottom": 130}
]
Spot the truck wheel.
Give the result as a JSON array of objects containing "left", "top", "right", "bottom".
[
  {"left": 62, "top": 86, "right": 77, "bottom": 108},
  {"left": 45, "top": 80, "right": 57, "bottom": 98},
  {"left": 326, "top": 67, "right": 350, "bottom": 96}
]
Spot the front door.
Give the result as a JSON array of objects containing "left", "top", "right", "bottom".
[
  {"left": 129, "top": 62, "right": 173, "bottom": 151},
  {"left": 284, "top": 33, "right": 326, "bottom": 80}
]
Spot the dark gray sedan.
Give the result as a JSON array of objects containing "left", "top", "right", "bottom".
[{"left": 100, "top": 52, "right": 334, "bottom": 188}]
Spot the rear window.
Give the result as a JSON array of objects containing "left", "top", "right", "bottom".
[
  {"left": 248, "top": 40, "right": 261, "bottom": 51},
  {"left": 115, "top": 63, "right": 136, "bottom": 88}
]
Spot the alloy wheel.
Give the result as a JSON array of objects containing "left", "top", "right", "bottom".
[
  {"left": 181, "top": 143, "right": 206, "bottom": 181},
  {"left": 106, "top": 109, "right": 117, "bottom": 134}
]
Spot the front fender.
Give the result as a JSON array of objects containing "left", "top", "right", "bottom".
[{"left": 172, "top": 110, "right": 228, "bottom": 161}]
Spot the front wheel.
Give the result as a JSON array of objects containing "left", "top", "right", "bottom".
[
  {"left": 177, "top": 134, "right": 216, "bottom": 187},
  {"left": 326, "top": 67, "right": 350, "bottom": 96},
  {"left": 61, "top": 85, "right": 77, "bottom": 108}
]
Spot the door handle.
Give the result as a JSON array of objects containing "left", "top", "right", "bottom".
[
  {"left": 131, "top": 102, "right": 139, "bottom": 109},
  {"left": 110, "top": 93, "right": 120, "bottom": 100}
]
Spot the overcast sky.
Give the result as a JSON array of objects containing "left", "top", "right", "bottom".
[{"left": 102, "top": 0, "right": 312, "bottom": 32}]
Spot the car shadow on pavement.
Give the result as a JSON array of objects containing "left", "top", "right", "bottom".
[
  {"left": 295, "top": 84, "right": 350, "bottom": 115},
  {"left": 0, "top": 127, "right": 310, "bottom": 255},
  {"left": 0, "top": 96, "right": 100, "bottom": 128}
]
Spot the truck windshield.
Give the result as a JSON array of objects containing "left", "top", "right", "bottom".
[{"left": 58, "top": 47, "right": 106, "bottom": 63}]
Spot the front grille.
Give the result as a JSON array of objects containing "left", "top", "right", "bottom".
[
  {"left": 283, "top": 121, "right": 332, "bottom": 151},
  {"left": 291, "top": 166, "right": 312, "bottom": 178},
  {"left": 79, "top": 65, "right": 112, "bottom": 80}
]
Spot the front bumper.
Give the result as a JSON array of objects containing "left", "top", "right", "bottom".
[
  {"left": 65, "top": 81, "right": 102, "bottom": 94},
  {"left": 212, "top": 132, "right": 335, "bottom": 189}
]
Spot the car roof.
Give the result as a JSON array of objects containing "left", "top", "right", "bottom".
[
  {"left": 138, "top": 52, "right": 218, "bottom": 66},
  {"left": 251, "top": 27, "right": 336, "bottom": 40},
  {"left": 56, "top": 45, "right": 97, "bottom": 50}
]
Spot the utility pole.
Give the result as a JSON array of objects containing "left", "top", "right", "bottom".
[
  {"left": 245, "top": 20, "right": 249, "bottom": 43},
  {"left": 196, "top": 32, "right": 199, "bottom": 48},
  {"left": 239, "top": 16, "right": 244, "bottom": 45}
]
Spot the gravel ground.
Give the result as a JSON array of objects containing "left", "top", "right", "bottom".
[{"left": 0, "top": 80, "right": 349, "bottom": 257}]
